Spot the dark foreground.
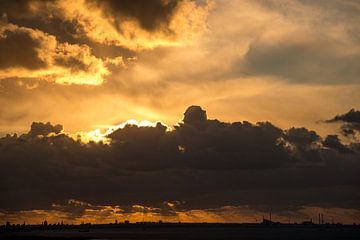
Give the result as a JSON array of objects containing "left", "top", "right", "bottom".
[{"left": 1, "top": 223, "right": 360, "bottom": 240}]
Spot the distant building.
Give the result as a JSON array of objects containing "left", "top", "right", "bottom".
[
  {"left": 302, "top": 220, "right": 315, "bottom": 225},
  {"left": 261, "top": 213, "right": 279, "bottom": 225},
  {"left": 261, "top": 219, "right": 278, "bottom": 225}
]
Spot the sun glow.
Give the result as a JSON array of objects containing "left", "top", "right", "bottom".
[{"left": 75, "top": 119, "right": 170, "bottom": 144}]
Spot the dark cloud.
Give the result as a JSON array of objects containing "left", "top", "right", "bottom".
[
  {"left": 0, "top": 0, "right": 192, "bottom": 85},
  {"left": 234, "top": 0, "right": 360, "bottom": 84},
  {"left": 0, "top": 21, "right": 116, "bottom": 85},
  {"left": 283, "top": 127, "right": 323, "bottom": 164},
  {"left": 327, "top": 109, "right": 360, "bottom": 124},
  {"left": 284, "top": 127, "right": 320, "bottom": 148},
  {"left": 0, "top": 0, "right": 34, "bottom": 18},
  {"left": 28, "top": 122, "right": 63, "bottom": 137},
  {"left": 323, "top": 135, "right": 352, "bottom": 154},
  {"left": 326, "top": 109, "right": 360, "bottom": 137},
  {"left": 54, "top": 55, "right": 89, "bottom": 73},
  {"left": 0, "top": 1, "right": 73, "bottom": 44},
  {"left": 0, "top": 29, "right": 46, "bottom": 70},
  {"left": 0, "top": 0, "right": 193, "bottom": 59},
  {"left": 0, "top": 106, "right": 359, "bottom": 213},
  {"left": 240, "top": 40, "right": 360, "bottom": 84},
  {"left": 86, "top": 0, "right": 180, "bottom": 32},
  {"left": 183, "top": 105, "right": 207, "bottom": 125},
  {"left": 0, "top": 0, "right": 78, "bottom": 44},
  {"left": 2, "top": 4, "right": 137, "bottom": 59},
  {"left": 52, "top": 199, "right": 103, "bottom": 219}
]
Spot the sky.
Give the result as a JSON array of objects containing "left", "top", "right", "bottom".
[{"left": 0, "top": 0, "right": 360, "bottom": 224}]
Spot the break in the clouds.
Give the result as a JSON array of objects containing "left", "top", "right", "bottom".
[{"left": 1, "top": 106, "right": 359, "bottom": 223}]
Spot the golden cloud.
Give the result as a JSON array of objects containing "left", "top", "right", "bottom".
[
  {"left": 53, "top": 0, "right": 211, "bottom": 50},
  {"left": 2, "top": 202, "right": 360, "bottom": 225},
  {"left": 0, "top": 22, "right": 125, "bottom": 85}
]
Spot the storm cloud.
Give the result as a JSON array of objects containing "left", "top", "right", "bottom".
[{"left": 1, "top": 106, "right": 359, "bottom": 215}]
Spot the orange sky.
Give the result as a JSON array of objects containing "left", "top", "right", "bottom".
[{"left": 0, "top": 0, "right": 359, "bottom": 138}]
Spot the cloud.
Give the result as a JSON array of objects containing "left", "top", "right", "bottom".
[
  {"left": 241, "top": 38, "right": 360, "bottom": 84},
  {"left": 0, "top": 0, "right": 210, "bottom": 51},
  {"left": 3, "top": 201, "right": 360, "bottom": 224},
  {"left": 27, "top": 122, "right": 63, "bottom": 137},
  {"left": 68, "top": 0, "right": 210, "bottom": 50},
  {"left": 327, "top": 109, "right": 360, "bottom": 124},
  {"left": 0, "top": 0, "right": 209, "bottom": 86},
  {"left": 0, "top": 106, "right": 359, "bottom": 216},
  {"left": 323, "top": 135, "right": 353, "bottom": 154},
  {"left": 183, "top": 105, "right": 207, "bottom": 125},
  {"left": 0, "top": 27, "right": 46, "bottom": 70},
  {"left": 0, "top": 0, "right": 360, "bottom": 223},
  {"left": 0, "top": 22, "right": 125, "bottom": 85},
  {"left": 0, "top": 0, "right": 38, "bottom": 19},
  {"left": 86, "top": 0, "right": 180, "bottom": 32},
  {"left": 284, "top": 127, "right": 320, "bottom": 148},
  {"left": 0, "top": 0, "right": 359, "bottom": 123},
  {"left": 326, "top": 109, "right": 360, "bottom": 137},
  {"left": 177, "top": 0, "right": 360, "bottom": 85}
]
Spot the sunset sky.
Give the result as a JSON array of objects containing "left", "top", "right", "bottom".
[{"left": 0, "top": 0, "right": 360, "bottom": 224}]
